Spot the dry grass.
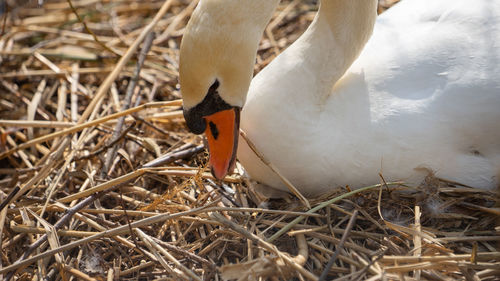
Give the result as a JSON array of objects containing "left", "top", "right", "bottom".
[{"left": 0, "top": 0, "right": 499, "bottom": 280}]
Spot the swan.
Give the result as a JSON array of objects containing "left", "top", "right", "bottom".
[{"left": 179, "top": 0, "right": 500, "bottom": 196}]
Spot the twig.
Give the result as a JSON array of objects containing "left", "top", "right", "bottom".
[
  {"left": 77, "top": 0, "right": 175, "bottom": 126},
  {"left": 319, "top": 210, "right": 359, "bottom": 281},
  {"left": 0, "top": 204, "right": 217, "bottom": 275},
  {"left": 5, "top": 193, "right": 104, "bottom": 280},
  {"left": 413, "top": 205, "right": 422, "bottom": 280},
  {"left": 60, "top": 264, "right": 98, "bottom": 281},
  {"left": 240, "top": 129, "right": 310, "bottom": 209},
  {"left": 381, "top": 252, "right": 500, "bottom": 263},
  {"left": 0, "top": 186, "right": 20, "bottom": 213},
  {"left": 0, "top": 100, "right": 181, "bottom": 160},
  {"left": 135, "top": 228, "right": 202, "bottom": 281},
  {"left": 66, "top": 0, "right": 119, "bottom": 56},
  {"left": 74, "top": 121, "right": 137, "bottom": 161},
  {"left": 0, "top": 137, "right": 71, "bottom": 209},
  {"left": 57, "top": 168, "right": 150, "bottom": 203},
  {"left": 135, "top": 228, "right": 189, "bottom": 279},
  {"left": 102, "top": 31, "right": 155, "bottom": 177},
  {"left": 152, "top": 237, "right": 216, "bottom": 270},
  {"left": 0, "top": 1, "right": 7, "bottom": 36},
  {"left": 351, "top": 249, "right": 388, "bottom": 281},
  {"left": 267, "top": 182, "right": 402, "bottom": 243},
  {"left": 142, "top": 144, "right": 204, "bottom": 168},
  {"left": 211, "top": 212, "right": 318, "bottom": 281},
  {"left": 207, "top": 179, "right": 241, "bottom": 207},
  {"left": 132, "top": 114, "right": 171, "bottom": 136}
]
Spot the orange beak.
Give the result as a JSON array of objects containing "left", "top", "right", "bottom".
[{"left": 203, "top": 108, "right": 240, "bottom": 179}]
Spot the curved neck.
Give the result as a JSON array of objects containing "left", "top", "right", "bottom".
[
  {"left": 285, "top": 0, "right": 377, "bottom": 99},
  {"left": 181, "top": 0, "right": 377, "bottom": 108}
]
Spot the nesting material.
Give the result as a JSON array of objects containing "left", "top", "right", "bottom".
[{"left": 0, "top": 0, "right": 498, "bottom": 280}]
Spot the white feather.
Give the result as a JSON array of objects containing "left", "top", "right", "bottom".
[{"left": 238, "top": 0, "right": 500, "bottom": 196}]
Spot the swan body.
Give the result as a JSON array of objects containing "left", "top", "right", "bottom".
[{"left": 180, "top": 0, "right": 500, "bottom": 197}]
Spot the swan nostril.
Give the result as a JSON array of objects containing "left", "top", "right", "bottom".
[{"left": 209, "top": 121, "right": 219, "bottom": 140}]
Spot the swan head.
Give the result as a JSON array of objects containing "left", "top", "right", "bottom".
[{"left": 179, "top": 0, "right": 277, "bottom": 179}]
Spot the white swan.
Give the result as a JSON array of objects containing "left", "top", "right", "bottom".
[{"left": 180, "top": 0, "right": 500, "bottom": 196}]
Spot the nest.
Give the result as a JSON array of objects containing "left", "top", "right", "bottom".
[{"left": 0, "top": 0, "right": 499, "bottom": 280}]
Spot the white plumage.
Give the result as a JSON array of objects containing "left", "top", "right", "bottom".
[{"left": 237, "top": 0, "right": 500, "bottom": 196}]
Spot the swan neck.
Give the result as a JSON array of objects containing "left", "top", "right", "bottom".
[{"left": 299, "top": 0, "right": 377, "bottom": 92}]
